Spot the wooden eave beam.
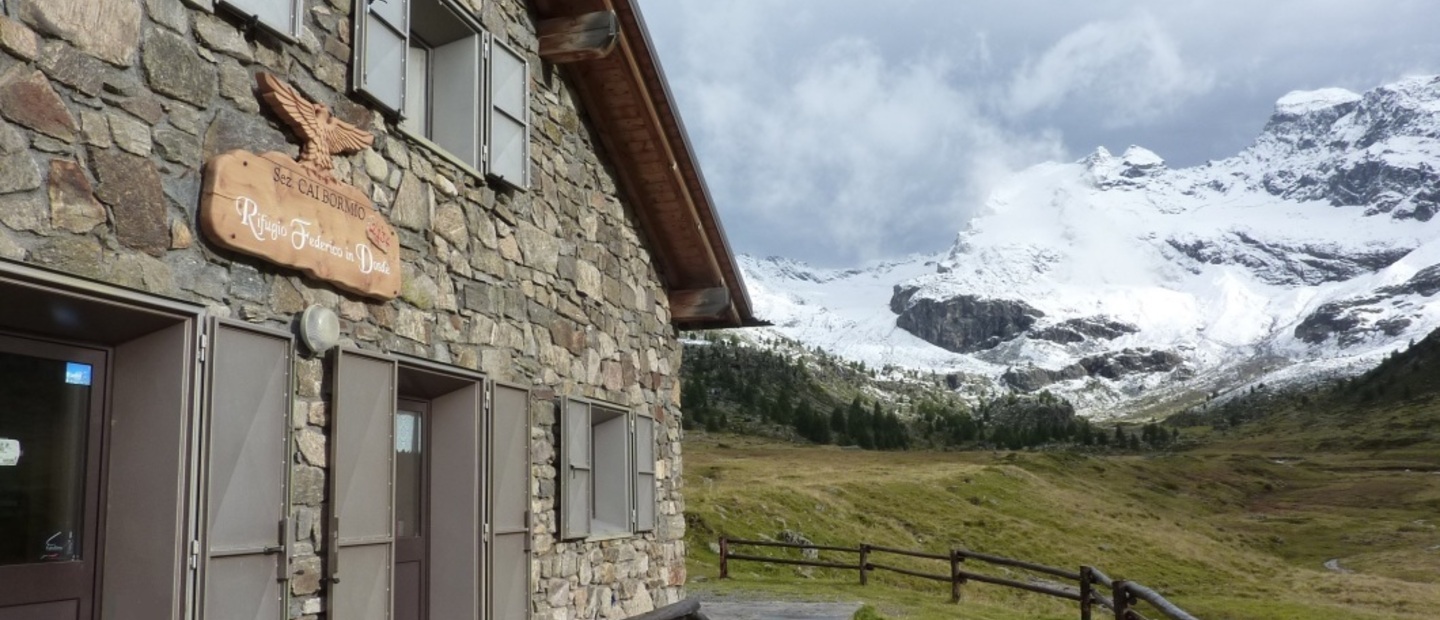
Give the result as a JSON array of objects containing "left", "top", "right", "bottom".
[
  {"left": 538, "top": 11, "right": 619, "bottom": 64},
  {"left": 610, "top": 32, "right": 737, "bottom": 323},
  {"left": 611, "top": 4, "right": 754, "bottom": 326},
  {"left": 668, "top": 287, "right": 731, "bottom": 323}
]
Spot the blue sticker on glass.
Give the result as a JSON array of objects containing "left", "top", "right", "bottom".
[{"left": 64, "top": 362, "right": 92, "bottom": 386}]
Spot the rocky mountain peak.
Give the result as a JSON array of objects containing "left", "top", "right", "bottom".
[
  {"left": 1084, "top": 145, "right": 1167, "bottom": 189},
  {"left": 735, "top": 76, "right": 1440, "bottom": 418}
]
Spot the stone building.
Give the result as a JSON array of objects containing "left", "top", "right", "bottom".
[{"left": 0, "top": 0, "right": 754, "bottom": 618}]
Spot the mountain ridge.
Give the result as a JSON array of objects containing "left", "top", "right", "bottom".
[{"left": 735, "top": 75, "right": 1440, "bottom": 417}]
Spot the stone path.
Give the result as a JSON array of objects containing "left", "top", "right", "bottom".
[{"left": 693, "top": 592, "right": 862, "bottom": 620}]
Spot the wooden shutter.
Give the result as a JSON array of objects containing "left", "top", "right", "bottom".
[
  {"left": 633, "top": 411, "right": 656, "bottom": 533},
  {"left": 487, "top": 37, "right": 529, "bottom": 187},
  {"left": 355, "top": 0, "right": 410, "bottom": 115},
  {"left": 558, "top": 398, "right": 591, "bottom": 540},
  {"left": 330, "top": 349, "right": 397, "bottom": 620},
  {"left": 431, "top": 32, "right": 484, "bottom": 168},
  {"left": 201, "top": 321, "right": 293, "bottom": 620},
  {"left": 489, "top": 383, "right": 532, "bottom": 620},
  {"left": 218, "top": 0, "right": 302, "bottom": 40}
]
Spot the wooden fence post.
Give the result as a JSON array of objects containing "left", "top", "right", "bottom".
[
  {"left": 1079, "top": 566, "right": 1093, "bottom": 620},
  {"left": 1113, "top": 580, "right": 1128, "bottom": 620},
  {"left": 949, "top": 549, "right": 963, "bottom": 603},
  {"left": 858, "top": 543, "right": 870, "bottom": 586},
  {"left": 719, "top": 536, "right": 729, "bottom": 580}
]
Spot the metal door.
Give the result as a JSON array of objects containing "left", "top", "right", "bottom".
[
  {"left": 488, "top": 383, "right": 531, "bottom": 620},
  {"left": 199, "top": 321, "right": 293, "bottom": 620},
  {"left": 329, "top": 349, "right": 397, "bottom": 620}
]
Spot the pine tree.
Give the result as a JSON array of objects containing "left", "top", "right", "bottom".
[{"left": 829, "top": 406, "right": 848, "bottom": 445}]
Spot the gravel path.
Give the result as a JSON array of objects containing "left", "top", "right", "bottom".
[{"left": 693, "top": 591, "right": 862, "bottom": 620}]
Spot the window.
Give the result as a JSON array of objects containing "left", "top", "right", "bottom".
[
  {"left": 330, "top": 352, "right": 531, "bottom": 620},
  {"left": 218, "top": 0, "right": 304, "bottom": 41},
  {"left": 354, "top": 0, "right": 531, "bottom": 188},
  {"left": 559, "top": 399, "right": 656, "bottom": 540}
]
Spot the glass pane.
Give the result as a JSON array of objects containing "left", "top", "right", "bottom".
[
  {"left": 394, "top": 407, "right": 423, "bottom": 538},
  {"left": 402, "top": 43, "right": 430, "bottom": 138},
  {"left": 0, "top": 351, "right": 92, "bottom": 565}
]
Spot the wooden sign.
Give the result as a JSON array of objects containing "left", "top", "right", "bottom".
[{"left": 200, "top": 73, "right": 401, "bottom": 300}]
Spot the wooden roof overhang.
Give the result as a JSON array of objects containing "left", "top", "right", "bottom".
[{"left": 533, "top": 0, "right": 760, "bottom": 330}]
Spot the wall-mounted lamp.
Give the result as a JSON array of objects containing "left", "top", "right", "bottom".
[{"left": 299, "top": 305, "right": 340, "bottom": 355}]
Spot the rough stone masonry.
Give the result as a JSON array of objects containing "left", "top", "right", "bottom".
[{"left": 0, "top": 0, "right": 689, "bottom": 617}]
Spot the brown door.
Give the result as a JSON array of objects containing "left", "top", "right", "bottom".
[
  {"left": 394, "top": 399, "right": 428, "bottom": 620},
  {"left": 0, "top": 333, "right": 107, "bottom": 620}
]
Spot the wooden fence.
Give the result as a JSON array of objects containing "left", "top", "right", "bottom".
[{"left": 718, "top": 536, "right": 1199, "bottom": 620}]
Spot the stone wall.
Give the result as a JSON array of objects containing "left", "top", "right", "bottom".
[{"left": 0, "top": 0, "right": 685, "bottom": 618}]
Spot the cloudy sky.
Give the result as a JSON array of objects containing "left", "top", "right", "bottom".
[{"left": 633, "top": 0, "right": 1440, "bottom": 267}]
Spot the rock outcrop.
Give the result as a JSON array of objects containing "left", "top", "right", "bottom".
[
  {"left": 891, "top": 286, "right": 1043, "bottom": 353},
  {"left": 1031, "top": 317, "right": 1138, "bottom": 344}
]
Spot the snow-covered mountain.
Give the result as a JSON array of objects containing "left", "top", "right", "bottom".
[{"left": 738, "top": 75, "right": 1440, "bottom": 417}]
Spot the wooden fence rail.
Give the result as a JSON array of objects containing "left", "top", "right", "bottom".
[{"left": 718, "top": 536, "right": 1199, "bottom": 620}]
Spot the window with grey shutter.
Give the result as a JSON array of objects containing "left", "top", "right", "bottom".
[
  {"left": 558, "top": 398, "right": 591, "bottom": 540},
  {"left": 355, "top": 0, "right": 411, "bottom": 115},
  {"left": 330, "top": 349, "right": 397, "bottom": 620},
  {"left": 408, "top": 0, "right": 485, "bottom": 167},
  {"left": 487, "top": 38, "right": 530, "bottom": 188},
  {"left": 633, "top": 411, "right": 656, "bottom": 533},
  {"left": 200, "top": 321, "right": 293, "bottom": 620},
  {"left": 489, "top": 383, "right": 532, "bottom": 620},
  {"left": 591, "top": 406, "right": 631, "bottom": 535},
  {"left": 218, "top": 0, "right": 303, "bottom": 40},
  {"left": 429, "top": 33, "right": 483, "bottom": 166}
]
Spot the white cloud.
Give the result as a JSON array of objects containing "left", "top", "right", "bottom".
[
  {"left": 636, "top": 0, "right": 1439, "bottom": 267},
  {"left": 1007, "top": 15, "right": 1215, "bottom": 126},
  {"left": 680, "top": 36, "right": 1061, "bottom": 265}
]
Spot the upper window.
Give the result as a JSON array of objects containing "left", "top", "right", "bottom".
[
  {"left": 354, "top": 0, "right": 531, "bottom": 189},
  {"left": 559, "top": 399, "right": 656, "bottom": 540},
  {"left": 218, "top": 0, "right": 304, "bottom": 41}
]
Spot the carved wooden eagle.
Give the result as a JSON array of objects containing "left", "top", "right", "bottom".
[{"left": 256, "top": 72, "right": 374, "bottom": 182}]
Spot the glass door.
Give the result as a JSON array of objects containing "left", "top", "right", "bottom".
[{"left": 0, "top": 332, "right": 107, "bottom": 619}]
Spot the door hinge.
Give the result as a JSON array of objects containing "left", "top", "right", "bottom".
[
  {"left": 276, "top": 515, "right": 290, "bottom": 582},
  {"left": 189, "top": 539, "right": 201, "bottom": 570}
]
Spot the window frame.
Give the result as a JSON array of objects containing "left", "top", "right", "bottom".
[
  {"left": 354, "top": 0, "right": 530, "bottom": 189},
  {"left": 588, "top": 404, "right": 632, "bottom": 539},
  {"left": 558, "top": 397, "right": 653, "bottom": 542}
]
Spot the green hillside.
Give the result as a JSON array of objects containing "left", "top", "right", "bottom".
[
  {"left": 681, "top": 334, "right": 1177, "bottom": 452},
  {"left": 680, "top": 330, "right": 1440, "bottom": 619}
]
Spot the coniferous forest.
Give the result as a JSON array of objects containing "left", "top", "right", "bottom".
[{"left": 680, "top": 334, "right": 1178, "bottom": 452}]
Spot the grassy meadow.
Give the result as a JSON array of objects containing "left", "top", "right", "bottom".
[{"left": 681, "top": 435, "right": 1440, "bottom": 619}]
